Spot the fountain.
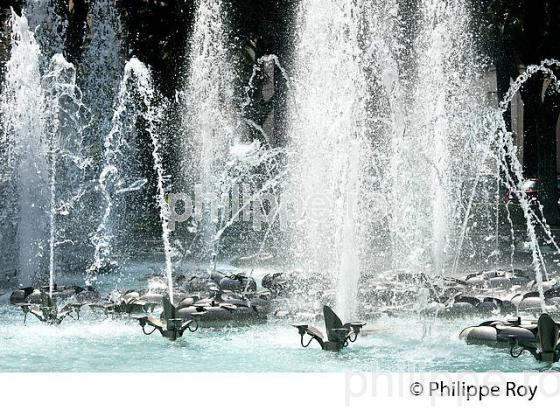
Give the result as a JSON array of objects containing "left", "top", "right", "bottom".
[
  {"left": 287, "top": 0, "right": 369, "bottom": 321},
  {"left": 119, "top": 58, "right": 175, "bottom": 302},
  {"left": 0, "top": 9, "right": 90, "bottom": 298},
  {"left": 383, "top": 0, "right": 494, "bottom": 278},
  {"left": 80, "top": 0, "right": 124, "bottom": 277},
  {"left": 79, "top": 0, "right": 123, "bottom": 143},
  {"left": 18, "top": 290, "right": 80, "bottom": 325},
  {"left": 88, "top": 58, "right": 151, "bottom": 281},
  {"left": 292, "top": 305, "right": 365, "bottom": 351},
  {"left": 26, "top": 0, "right": 66, "bottom": 59},
  {"left": 42, "top": 53, "right": 89, "bottom": 297},
  {"left": 285, "top": 0, "right": 556, "bottom": 319},
  {"left": 180, "top": 0, "right": 239, "bottom": 260},
  {"left": 1, "top": 0, "right": 560, "bottom": 374},
  {"left": 0, "top": 12, "right": 49, "bottom": 287},
  {"left": 137, "top": 295, "right": 200, "bottom": 341}
]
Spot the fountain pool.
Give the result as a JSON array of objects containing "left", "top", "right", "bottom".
[
  {"left": 0, "top": 257, "right": 557, "bottom": 372},
  {"left": 1, "top": 0, "right": 560, "bottom": 376},
  {"left": 0, "top": 306, "right": 549, "bottom": 372}
]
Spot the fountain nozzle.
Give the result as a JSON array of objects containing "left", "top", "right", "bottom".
[
  {"left": 292, "top": 306, "right": 365, "bottom": 352},
  {"left": 509, "top": 313, "right": 560, "bottom": 363},
  {"left": 17, "top": 290, "right": 80, "bottom": 325},
  {"left": 137, "top": 295, "right": 201, "bottom": 341}
]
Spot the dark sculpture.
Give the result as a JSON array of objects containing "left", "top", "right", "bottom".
[
  {"left": 137, "top": 295, "right": 201, "bottom": 341},
  {"left": 510, "top": 313, "right": 560, "bottom": 363},
  {"left": 292, "top": 306, "right": 365, "bottom": 352}
]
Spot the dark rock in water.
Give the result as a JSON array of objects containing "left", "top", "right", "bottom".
[
  {"left": 69, "top": 288, "right": 100, "bottom": 305},
  {"left": 91, "top": 269, "right": 268, "bottom": 325},
  {"left": 488, "top": 277, "right": 511, "bottom": 290},
  {"left": 179, "top": 272, "right": 216, "bottom": 292},
  {"left": 9, "top": 287, "right": 34, "bottom": 305},
  {"left": 460, "top": 318, "right": 538, "bottom": 347},
  {"left": 219, "top": 274, "right": 256, "bottom": 292},
  {"left": 518, "top": 296, "right": 542, "bottom": 312},
  {"left": 173, "top": 288, "right": 269, "bottom": 324},
  {"left": 427, "top": 294, "right": 518, "bottom": 318},
  {"left": 545, "top": 286, "right": 560, "bottom": 299},
  {"left": 261, "top": 271, "right": 328, "bottom": 300},
  {"left": 9, "top": 285, "right": 97, "bottom": 305},
  {"left": 447, "top": 301, "right": 478, "bottom": 317},
  {"left": 460, "top": 268, "right": 535, "bottom": 291},
  {"left": 87, "top": 261, "right": 119, "bottom": 276},
  {"left": 465, "top": 276, "right": 485, "bottom": 288},
  {"left": 177, "top": 271, "right": 256, "bottom": 293},
  {"left": 261, "top": 272, "right": 288, "bottom": 295}
]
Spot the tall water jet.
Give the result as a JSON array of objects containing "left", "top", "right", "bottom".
[
  {"left": 118, "top": 58, "right": 174, "bottom": 303},
  {"left": 287, "top": 0, "right": 369, "bottom": 320},
  {"left": 78, "top": 0, "right": 124, "bottom": 274},
  {"left": 390, "top": 0, "right": 493, "bottom": 277},
  {"left": 26, "top": 0, "right": 66, "bottom": 58},
  {"left": 181, "top": 0, "right": 239, "bottom": 260},
  {"left": 493, "top": 60, "right": 560, "bottom": 311},
  {"left": 88, "top": 58, "right": 149, "bottom": 282},
  {"left": 42, "top": 54, "right": 88, "bottom": 296},
  {"left": 80, "top": 0, "right": 123, "bottom": 140},
  {"left": 0, "top": 12, "right": 49, "bottom": 286},
  {"left": 358, "top": 0, "right": 413, "bottom": 273}
]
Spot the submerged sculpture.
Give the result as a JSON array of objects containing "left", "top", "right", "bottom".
[
  {"left": 10, "top": 285, "right": 97, "bottom": 325},
  {"left": 460, "top": 313, "right": 560, "bottom": 363},
  {"left": 89, "top": 270, "right": 269, "bottom": 324},
  {"left": 136, "top": 295, "right": 201, "bottom": 341},
  {"left": 292, "top": 306, "right": 365, "bottom": 352},
  {"left": 15, "top": 291, "right": 80, "bottom": 325},
  {"left": 510, "top": 314, "right": 560, "bottom": 363}
]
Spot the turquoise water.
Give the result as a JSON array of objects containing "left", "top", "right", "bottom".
[
  {"left": 0, "top": 304, "right": 554, "bottom": 372},
  {"left": 0, "top": 259, "right": 556, "bottom": 372}
]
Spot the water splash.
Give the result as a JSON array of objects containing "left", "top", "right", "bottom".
[
  {"left": 42, "top": 53, "right": 89, "bottom": 296},
  {"left": 0, "top": 12, "right": 48, "bottom": 286},
  {"left": 181, "top": 0, "right": 239, "bottom": 260},
  {"left": 287, "top": 0, "right": 369, "bottom": 320},
  {"left": 493, "top": 59, "right": 560, "bottom": 311},
  {"left": 287, "top": 0, "right": 502, "bottom": 318},
  {"left": 26, "top": 0, "right": 66, "bottom": 58},
  {"left": 393, "top": 0, "right": 492, "bottom": 277},
  {"left": 119, "top": 58, "right": 175, "bottom": 303},
  {"left": 88, "top": 58, "right": 150, "bottom": 282},
  {"left": 0, "top": 9, "right": 92, "bottom": 290},
  {"left": 77, "top": 0, "right": 123, "bottom": 275},
  {"left": 79, "top": 0, "right": 123, "bottom": 140}
]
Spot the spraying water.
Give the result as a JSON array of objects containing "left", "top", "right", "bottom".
[
  {"left": 78, "top": 0, "right": 124, "bottom": 276},
  {"left": 493, "top": 60, "right": 560, "bottom": 311},
  {"left": 287, "top": 0, "right": 369, "bottom": 320},
  {"left": 79, "top": 0, "right": 123, "bottom": 141},
  {"left": 119, "top": 58, "right": 175, "bottom": 303},
  {"left": 287, "top": 0, "right": 505, "bottom": 318},
  {"left": 88, "top": 59, "right": 149, "bottom": 282},
  {"left": 181, "top": 0, "right": 239, "bottom": 260},
  {"left": 42, "top": 54, "right": 88, "bottom": 296},
  {"left": 26, "top": 0, "right": 66, "bottom": 58},
  {"left": 392, "top": 0, "right": 492, "bottom": 277},
  {"left": 0, "top": 12, "right": 48, "bottom": 286},
  {"left": 0, "top": 11, "right": 89, "bottom": 290}
]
